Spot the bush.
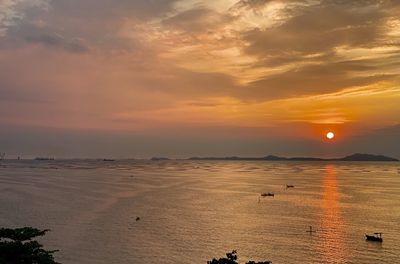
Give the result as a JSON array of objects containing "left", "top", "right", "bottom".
[
  {"left": 207, "top": 250, "right": 271, "bottom": 264},
  {"left": 0, "top": 227, "right": 59, "bottom": 264}
]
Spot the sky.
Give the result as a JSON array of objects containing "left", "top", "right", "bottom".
[{"left": 0, "top": 0, "right": 399, "bottom": 158}]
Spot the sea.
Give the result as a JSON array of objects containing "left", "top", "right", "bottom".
[{"left": 0, "top": 159, "right": 399, "bottom": 264}]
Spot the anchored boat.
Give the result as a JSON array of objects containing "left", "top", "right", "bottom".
[
  {"left": 261, "top": 192, "right": 274, "bottom": 197},
  {"left": 366, "top": 232, "right": 383, "bottom": 242}
]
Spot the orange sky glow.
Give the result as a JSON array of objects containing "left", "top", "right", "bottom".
[{"left": 0, "top": 0, "right": 399, "bottom": 158}]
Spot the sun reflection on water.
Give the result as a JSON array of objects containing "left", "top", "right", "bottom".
[{"left": 319, "top": 165, "right": 348, "bottom": 263}]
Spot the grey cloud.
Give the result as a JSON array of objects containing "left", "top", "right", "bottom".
[
  {"left": 0, "top": 0, "right": 49, "bottom": 35},
  {"left": 126, "top": 58, "right": 395, "bottom": 102},
  {"left": 46, "top": 0, "right": 180, "bottom": 46},
  {"left": 239, "top": 60, "right": 395, "bottom": 99},
  {"left": 25, "top": 33, "right": 89, "bottom": 53},
  {"left": 1, "top": 0, "right": 399, "bottom": 103},
  {"left": 65, "top": 39, "right": 90, "bottom": 53},
  {"left": 2, "top": 0, "right": 179, "bottom": 53},
  {"left": 2, "top": 19, "right": 90, "bottom": 53},
  {"left": 50, "top": 0, "right": 178, "bottom": 21},
  {"left": 226, "top": 0, "right": 400, "bottom": 100},
  {"left": 233, "top": 0, "right": 394, "bottom": 11},
  {"left": 242, "top": 1, "right": 387, "bottom": 58},
  {"left": 231, "top": 0, "right": 277, "bottom": 10}
]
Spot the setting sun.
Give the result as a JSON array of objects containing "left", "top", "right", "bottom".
[{"left": 326, "top": 132, "right": 335, "bottom": 140}]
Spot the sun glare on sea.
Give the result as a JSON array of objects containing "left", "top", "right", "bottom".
[{"left": 326, "top": 132, "right": 335, "bottom": 140}]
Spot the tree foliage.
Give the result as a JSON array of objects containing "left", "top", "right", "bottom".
[
  {"left": 0, "top": 227, "right": 59, "bottom": 264},
  {"left": 207, "top": 250, "right": 271, "bottom": 264}
]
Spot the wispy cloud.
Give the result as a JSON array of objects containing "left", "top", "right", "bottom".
[
  {"left": 25, "top": 33, "right": 89, "bottom": 53},
  {"left": 0, "top": 0, "right": 49, "bottom": 36}
]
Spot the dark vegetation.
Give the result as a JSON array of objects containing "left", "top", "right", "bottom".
[
  {"left": 1, "top": 229, "right": 272, "bottom": 264},
  {"left": 207, "top": 250, "right": 271, "bottom": 264},
  {"left": 0, "top": 227, "right": 59, "bottom": 264}
]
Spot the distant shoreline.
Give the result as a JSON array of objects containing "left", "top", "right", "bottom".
[
  {"left": 1, "top": 153, "right": 398, "bottom": 162},
  {"left": 186, "top": 153, "right": 399, "bottom": 162}
]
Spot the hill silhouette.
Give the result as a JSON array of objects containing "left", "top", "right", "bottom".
[{"left": 188, "top": 153, "right": 398, "bottom": 161}]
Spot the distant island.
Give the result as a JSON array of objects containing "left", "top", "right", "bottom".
[
  {"left": 34, "top": 157, "right": 55, "bottom": 161},
  {"left": 188, "top": 153, "right": 399, "bottom": 162},
  {"left": 151, "top": 157, "right": 170, "bottom": 161}
]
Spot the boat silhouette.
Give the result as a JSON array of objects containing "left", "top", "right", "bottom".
[
  {"left": 35, "top": 157, "right": 54, "bottom": 161},
  {"left": 366, "top": 232, "right": 383, "bottom": 242},
  {"left": 261, "top": 192, "right": 274, "bottom": 197}
]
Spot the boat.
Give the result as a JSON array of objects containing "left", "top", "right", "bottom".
[
  {"left": 103, "top": 159, "right": 115, "bottom": 162},
  {"left": 286, "top": 184, "right": 295, "bottom": 188},
  {"left": 306, "top": 226, "right": 316, "bottom": 234},
  {"left": 35, "top": 157, "right": 55, "bottom": 161},
  {"left": 261, "top": 192, "right": 274, "bottom": 197},
  {"left": 366, "top": 233, "right": 383, "bottom": 242}
]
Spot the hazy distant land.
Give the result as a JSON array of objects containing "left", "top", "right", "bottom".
[
  {"left": 1, "top": 153, "right": 397, "bottom": 162},
  {"left": 187, "top": 153, "right": 399, "bottom": 162}
]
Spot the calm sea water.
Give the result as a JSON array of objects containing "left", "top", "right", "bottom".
[{"left": 0, "top": 160, "right": 399, "bottom": 264}]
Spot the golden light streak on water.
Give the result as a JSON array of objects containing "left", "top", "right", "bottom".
[{"left": 319, "top": 165, "right": 348, "bottom": 263}]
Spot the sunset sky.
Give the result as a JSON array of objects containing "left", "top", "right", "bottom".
[{"left": 1, "top": 0, "right": 400, "bottom": 158}]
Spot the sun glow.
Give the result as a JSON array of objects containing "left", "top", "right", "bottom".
[{"left": 326, "top": 132, "right": 335, "bottom": 140}]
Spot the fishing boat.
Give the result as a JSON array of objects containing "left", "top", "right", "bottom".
[
  {"left": 365, "top": 232, "right": 383, "bottom": 242},
  {"left": 35, "top": 157, "right": 54, "bottom": 161},
  {"left": 261, "top": 192, "right": 274, "bottom": 197}
]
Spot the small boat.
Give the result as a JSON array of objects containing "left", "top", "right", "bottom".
[
  {"left": 261, "top": 192, "right": 274, "bottom": 197},
  {"left": 366, "top": 233, "right": 383, "bottom": 242},
  {"left": 103, "top": 159, "right": 115, "bottom": 162},
  {"left": 307, "top": 226, "right": 316, "bottom": 234},
  {"left": 286, "top": 184, "right": 295, "bottom": 188},
  {"left": 35, "top": 157, "right": 55, "bottom": 161}
]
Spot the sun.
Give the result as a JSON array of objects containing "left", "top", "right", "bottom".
[{"left": 326, "top": 132, "right": 335, "bottom": 140}]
